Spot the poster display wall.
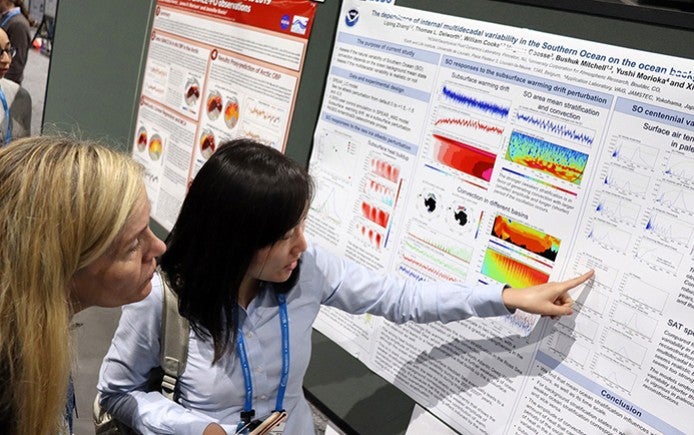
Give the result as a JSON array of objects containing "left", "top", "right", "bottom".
[
  {"left": 131, "top": 0, "right": 316, "bottom": 229},
  {"left": 306, "top": 1, "right": 694, "bottom": 434}
]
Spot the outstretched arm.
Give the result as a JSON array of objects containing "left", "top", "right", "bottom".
[{"left": 501, "top": 270, "right": 594, "bottom": 317}]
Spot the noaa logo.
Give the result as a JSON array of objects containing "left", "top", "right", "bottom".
[
  {"left": 345, "top": 9, "right": 359, "bottom": 27},
  {"left": 280, "top": 14, "right": 291, "bottom": 30}
]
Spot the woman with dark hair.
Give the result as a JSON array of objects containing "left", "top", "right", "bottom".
[{"left": 98, "top": 139, "right": 593, "bottom": 435}]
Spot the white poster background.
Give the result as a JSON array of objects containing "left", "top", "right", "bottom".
[
  {"left": 307, "top": 1, "right": 694, "bottom": 434},
  {"left": 131, "top": 2, "right": 311, "bottom": 230}
]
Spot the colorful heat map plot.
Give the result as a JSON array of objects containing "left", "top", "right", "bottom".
[
  {"left": 506, "top": 131, "right": 588, "bottom": 185},
  {"left": 361, "top": 201, "right": 390, "bottom": 228},
  {"left": 433, "top": 134, "right": 496, "bottom": 182},
  {"left": 481, "top": 249, "right": 549, "bottom": 288},
  {"left": 491, "top": 215, "right": 560, "bottom": 261}
]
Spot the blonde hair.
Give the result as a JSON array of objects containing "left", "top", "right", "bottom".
[{"left": 0, "top": 136, "right": 145, "bottom": 434}]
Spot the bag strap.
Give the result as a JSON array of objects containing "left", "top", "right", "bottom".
[{"left": 158, "top": 269, "right": 190, "bottom": 401}]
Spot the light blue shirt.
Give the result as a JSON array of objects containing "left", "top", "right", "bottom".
[{"left": 98, "top": 243, "right": 510, "bottom": 434}]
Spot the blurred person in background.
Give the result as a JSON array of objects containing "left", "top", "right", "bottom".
[
  {"left": 0, "top": 0, "right": 32, "bottom": 85},
  {"left": 0, "top": 26, "right": 30, "bottom": 145}
]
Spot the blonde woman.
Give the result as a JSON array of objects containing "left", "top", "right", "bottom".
[{"left": 0, "top": 136, "right": 166, "bottom": 434}]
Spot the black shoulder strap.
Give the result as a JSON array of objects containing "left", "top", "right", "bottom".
[{"left": 158, "top": 270, "right": 190, "bottom": 401}]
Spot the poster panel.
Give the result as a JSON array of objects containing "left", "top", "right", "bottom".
[
  {"left": 131, "top": 0, "right": 316, "bottom": 230},
  {"left": 307, "top": 1, "right": 694, "bottom": 434}
]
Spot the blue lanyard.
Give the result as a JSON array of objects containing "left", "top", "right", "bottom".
[
  {"left": 1, "top": 8, "right": 21, "bottom": 28},
  {"left": 65, "top": 376, "right": 76, "bottom": 433},
  {"left": 236, "top": 293, "right": 290, "bottom": 422},
  {"left": 0, "top": 86, "right": 10, "bottom": 145}
]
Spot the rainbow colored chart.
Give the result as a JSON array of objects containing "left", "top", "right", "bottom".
[
  {"left": 491, "top": 215, "right": 560, "bottom": 261},
  {"left": 481, "top": 249, "right": 549, "bottom": 288},
  {"left": 505, "top": 131, "right": 588, "bottom": 185}
]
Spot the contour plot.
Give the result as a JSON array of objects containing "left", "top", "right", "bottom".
[
  {"left": 352, "top": 155, "right": 402, "bottom": 251},
  {"left": 505, "top": 131, "right": 588, "bottom": 185},
  {"left": 432, "top": 134, "right": 497, "bottom": 182},
  {"left": 480, "top": 248, "right": 549, "bottom": 288},
  {"left": 513, "top": 108, "right": 595, "bottom": 147},
  {"left": 491, "top": 215, "right": 560, "bottom": 262}
]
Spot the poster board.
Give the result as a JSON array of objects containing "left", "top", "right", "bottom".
[
  {"left": 40, "top": 0, "right": 694, "bottom": 433},
  {"left": 129, "top": 0, "right": 317, "bottom": 231},
  {"left": 305, "top": 0, "right": 694, "bottom": 434}
]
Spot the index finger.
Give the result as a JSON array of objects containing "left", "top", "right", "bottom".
[{"left": 560, "top": 269, "right": 595, "bottom": 291}]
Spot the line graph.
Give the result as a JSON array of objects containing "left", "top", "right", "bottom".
[
  {"left": 635, "top": 237, "right": 683, "bottom": 275},
  {"left": 432, "top": 104, "right": 505, "bottom": 148},
  {"left": 310, "top": 180, "right": 347, "bottom": 226},
  {"left": 406, "top": 230, "right": 474, "bottom": 264},
  {"left": 244, "top": 97, "right": 284, "bottom": 131},
  {"left": 548, "top": 332, "right": 591, "bottom": 367},
  {"left": 557, "top": 313, "right": 600, "bottom": 341},
  {"left": 592, "top": 355, "right": 637, "bottom": 393},
  {"left": 613, "top": 303, "right": 658, "bottom": 339},
  {"left": 594, "top": 194, "right": 641, "bottom": 226},
  {"left": 575, "top": 288, "right": 609, "bottom": 315},
  {"left": 620, "top": 274, "right": 669, "bottom": 313},
  {"left": 611, "top": 140, "right": 659, "bottom": 170},
  {"left": 645, "top": 211, "right": 694, "bottom": 246},
  {"left": 586, "top": 221, "right": 631, "bottom": 253},
  {"left": 573, "top": 253, "right": 619, "bottom": 289},
  {"left": 439, "top": 83, "right": 511, "bottom": 119},
  {"left": 602, "top": 166, "right": 650, "bottom": 197},
  {"left": 239, "top": 121, "right": 279, "bottom": 148},
  {"left": 514, "top": 109, "right": 595, "bottom": 146},
  {"left": 664, "top": 152, "right": 694, "bottom": 184},
  {"left": 656, "top": 182, "right": 694, "bottom": 214},
  {"left": 603, "top": 330, "right": 647, "bottom": 366}
]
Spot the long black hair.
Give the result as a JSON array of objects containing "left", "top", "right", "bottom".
[{"left": 159, "top": 139, "right": 313, "bottom": 362}]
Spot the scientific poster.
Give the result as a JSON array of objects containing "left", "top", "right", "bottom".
[
  {"left": 307, "top": 1, "right": 694, "bottom": 433},
  {"left": 131, "top": 0, "right": 316, "bottom": 229}
]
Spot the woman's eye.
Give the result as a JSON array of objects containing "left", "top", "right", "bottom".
[{"left": 128, "top": 238, "right": 141, "bottom": 252}]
